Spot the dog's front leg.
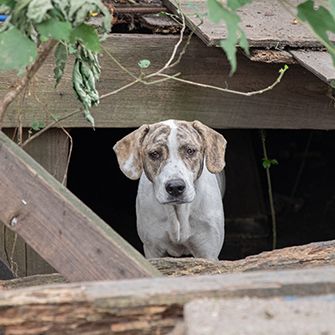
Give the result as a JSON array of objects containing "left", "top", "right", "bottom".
[
  {"left": 187, "top": 230, "right": 223, "bottom": 260},
  {"left": 143, "top": 244, "right": 166, "bottom": 258}
]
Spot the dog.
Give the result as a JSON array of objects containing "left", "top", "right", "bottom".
[{"left": 113, "top": 120, "right": 227, "bottom": 260}]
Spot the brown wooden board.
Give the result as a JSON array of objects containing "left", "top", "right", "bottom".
[
  {"left": 0, "top": 266, "right": 334, "bottom": 334},
  {"left": 2, "top": 239, "right": 335, "bottom": 289},
  {"left": 1, "top": 35, "right": 334, "bottom": 130},
  {"left": 0, "top": 129, "right": 69, "bottom": 277},
  {"left": 164, "top": 0, "right": 333, "bottom": 48},
  {"left": 0, "top": 130, "right": 161, "bottom": 281},
  {"left": 290, "top": 50, "right": 335, "bottom": 86}
]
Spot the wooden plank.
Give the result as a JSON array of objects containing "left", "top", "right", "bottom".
[
  {"left": 184, "top": 297, "right": 335, "bottom": 335},
  {"left": 0, "top": 266, "right": 334, "bottom": 334},
  {"left": 0, "top": 129, "right": 70, "bottom": 277},
  {"left": 2, "top": 239, "right": 335, "bottom": 289},
  {"left": 1, "top": 34, "right": 334, "bottom": 129},
  {"left": 164, "top": 0, "right": 332, "bottom": 48},
  {"left": 23, "top": 129, "right": 69, "bottom": 276},
  {"left": 290, "top": 50, "right": 335, "bottom": 86},
  {"left": 0, "top": 130, "right": 161, "bottom": 281}
]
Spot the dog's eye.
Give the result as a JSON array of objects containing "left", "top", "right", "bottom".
[
  {"left": 186, "top": 147, "right": 196, "bottom": 156},
  {"left": 149, "top": 151, "right": 161, "bottom": 160}
]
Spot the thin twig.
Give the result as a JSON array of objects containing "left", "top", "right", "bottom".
[
  {"left": 22, "top": 79, "right": 142, "bottom": 147},
  {"left": 154, "top": 65, "right": 288, "bottom": 96},
  {"left": 0, "top": 40, "right": 58, "bottom": 127},
  {"left": 60, "top": 127, "right": 73, "bottom": 185},
  {"left": 100, "top": 78, "right": 141, "bottom": 99},
  {"left": 21, "top": 108, "right": 81, "bottom": 148},
  {"left": 261, "top": 130, "right": 277, "bottom": 250}
]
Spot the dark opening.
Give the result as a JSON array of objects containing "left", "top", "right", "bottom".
[{"left": 67, "top": 128, "right": 335, "bottom": 260}]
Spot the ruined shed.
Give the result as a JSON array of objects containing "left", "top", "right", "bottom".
[{"left": 1, "top": 0, "right": 335, "bottom": 276}]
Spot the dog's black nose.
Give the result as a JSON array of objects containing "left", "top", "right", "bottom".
[{"left": 165, "top": 179, "right": 186, "bottom": 197}]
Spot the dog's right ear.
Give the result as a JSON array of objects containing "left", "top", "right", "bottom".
[{"left": 113, "top": 125, "right": 150, "bottom": 180}]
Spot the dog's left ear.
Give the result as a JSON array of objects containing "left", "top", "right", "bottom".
[
  {"left": 193, "top": 120, "right": 227, "bottom": 173},
  {"left": 113, "top": 124, "right": 150, "bottom": 180}
]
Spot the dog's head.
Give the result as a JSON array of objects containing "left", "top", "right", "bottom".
[{"left": 113, "top": 120, "right": 227, "bottom": 204}]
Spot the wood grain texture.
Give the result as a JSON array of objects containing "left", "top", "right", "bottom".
[
  {"left": 0, "top": 131, "right": 161, "bottom": 281},
  {"left": 164, "top": 0, "right": 333, "bottom": 48},
  {"left": 183, "top": 296, "right": 335, "bottom": 335},
  {"left": 0, "top": 266, "right": 334, "bottom": 334},
  {"left": 0, "top": 129, "right": 70, "bottom": 277},
  {"left": 1, "top": 35, "right": 334, "bottom": 129},
  {"left": 290, "top": 50, "right": 335, "bottom": 86},
  {"left": 151, "top": 240, "right": 335, "bottom": 276},
  {"left": 1, "top": 240, "right": 335, "bottom": 289}
]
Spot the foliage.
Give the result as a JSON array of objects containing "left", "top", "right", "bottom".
[
  {"left": 297, "top": 0, "right": 335, "bottom": 66},
  {"left": 207, "top": 0, "right": 335, "bottom": 73},
  {"left": 207, "top": 0, "right": 250, "bottom": 74},
  {"left": 0, "top": 0, "right": 111, "bottom": 126}
]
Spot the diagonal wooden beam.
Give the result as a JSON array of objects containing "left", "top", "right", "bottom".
[{"left": 0, "top": 131, "right": 161, "bottom": 281}]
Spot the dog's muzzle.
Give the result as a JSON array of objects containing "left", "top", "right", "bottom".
[{"left": 165, "top": 179, "right": 190, "bottom": 204}]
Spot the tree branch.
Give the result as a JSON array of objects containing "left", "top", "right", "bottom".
[{"left": 0, "top": 40, "right": 58, "bottom": 128}]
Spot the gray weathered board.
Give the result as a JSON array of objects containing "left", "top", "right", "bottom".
[
  {"left": 184, "top": 296, "right": 335, "bottom": 335},
  {"left": 290, "top": 50, "right": 335, "bottom": 86},
  {"left": 164, "top": 0, "right": 333, "bottom": 48},
  {"left": 1, "top": 35, "right": 335, "bottom": 130},
  {"left": 0, "top": 131, "right": 160, "bottom": 281},
  {"left": 0, "top": 266, "right": 334, "bottom": 334}
]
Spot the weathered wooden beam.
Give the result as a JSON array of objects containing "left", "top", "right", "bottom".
[
  {"left": 0, "top": 131, "right": 160, "bottom": 281},
  {"left": 0, "top": 129, "right": 69, "bottom": 277},
  {"left": 164, "top": 0, "right": 332, "bottom": 48},
  {"left": 1, "top": 240, "right": 334, "bottom": 289},
  {"left": 0, "top": 266, "right": 334, "bottom": 334},
  {"left": 183, "top": 296, "right": 335, "bottom": 335},
  {"left": 290, "top": 50, "right": 335, "bottom": 87},
  {"left": 1, "top": 35, "right": 334, "bottom": 129},
  {"left": 151, "top": 240, "right": 335, "bottom": 276}
]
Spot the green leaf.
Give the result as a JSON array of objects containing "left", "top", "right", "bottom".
[
  {"left": 69, "top": 0, "right": 111, "bottom": 33},
  {"left": 207, "top": 0, "right": 224, "bottom": 24},
  {"left": 262, "top": 158, "right": 279, "bottom": 169},
  {"left": 54, "top": 43, "right": 68, "bottom": 86},
  {"left": 207, "top": 0, "right": 251, "bottom": 74},
  {"left": 0, "top": 27, "right": 37, "bottom": 73},
  {"left": 27, "top": 0, "right": 53, "bottom": 23},
  {"left": 138, "top": 59, "right": 151, "bottom": 69},
  {"left": 70, "top": 23, "right": 100, "bottom": 52},
  {"left": 0, "top": 0, "right": 15, "bottom": 11},
  {"left": 36, "top": 18, "right": 72, "bottom": 41},
  {"left": 31, "top": 120, "right": 45, "bottom": 131},
  {"left": 298, "top": 0, "right": 335, "bottom": 66}
]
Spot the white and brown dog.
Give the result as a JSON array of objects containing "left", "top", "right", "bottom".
[{"left": 113, "top": 120, "right": 227, "bottom": 260}]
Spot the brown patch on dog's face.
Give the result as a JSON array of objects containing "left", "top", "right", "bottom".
[
  {"left": 176, "top": 121, "right": 205, "bottom": 180},
  {"left": 142, "top": 124, "right": 171, "bottom": 182},
  {"left": 192, "top": 120, "right": 227, "bottom": 174}
]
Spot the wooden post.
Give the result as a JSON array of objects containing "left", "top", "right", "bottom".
[{"left": 0, "top": 130, "right": 160, "bottom": 281}]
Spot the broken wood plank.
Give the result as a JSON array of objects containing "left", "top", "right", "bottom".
[
  {"left": 0, "top": 266, "right": 334, "bottom": 334},
  {"left": 1, "top": 35, "right": 334, "bottom": 129},
  {"left": 164, "top": 0, "right": 333, "bottom": 48},
  {"left": 183, "top": 296, "right": 335, "bottom": 335},
  {"left": 2, "top": 240, "right": 335, "bottom": 289},
  {"left": 249, "top": 49, "right": 297, "bottom": 64},
  {"left": 0, "top": 130, "right": 160, "bottom": 282},
  {"left": 290, "top": 50, "right": 335, "bottom": 86},
  {"left": 151, "top": 240, "right": 335, "bottom": 276}
]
